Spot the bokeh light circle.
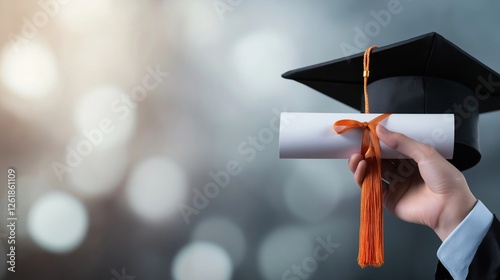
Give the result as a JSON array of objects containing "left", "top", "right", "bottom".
[
  {"left": 73, "top": 85, "right": 137, "bottom": 149},
  {"left": 56, "top": 0, "right": 112, "bottom": 32},
  {"left": 27, "top": 191, "right": 89, "bottom": 253},
  {"left": 231, "top": 31, "right": 297, "bottom": 98},
  {"left": 172, "top": 241, "right": 232, "bottom": 280},
  {"left": 0, "top": 42, "right": 58, "bottom": 99},
  {"left": 68, "top": 144, "right": 128, "bottom": 198},
  {"left": 126, "top": 156, "right": 188, "bottom": 223},
  {"left": 191, "top": 217, "right": 246, "bottom": 267},
  {"left": 257, "top": 227, "right": 313, "bottom": 280}
]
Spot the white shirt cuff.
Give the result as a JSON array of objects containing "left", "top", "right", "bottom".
[{"left": 437, "top": 200, "right": 494, "bottom": 280}]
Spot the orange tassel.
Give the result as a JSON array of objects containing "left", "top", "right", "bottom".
[
  {"left": 333, "top": 46, "right": 389, "bottom": 267},
  {"left": 359, "top": 152, "right": 385, "bottom": 267},
  {"left": 334, "top": 113, "right": 390, "bottom": 267}
]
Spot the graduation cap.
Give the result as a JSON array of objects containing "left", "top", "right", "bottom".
[{"left": 282, "top": 32, "right": 500, "bottom": 170}]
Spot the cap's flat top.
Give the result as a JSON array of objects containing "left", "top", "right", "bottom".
[{"left": 282, "top": 32, "right": 500, "bottom": 113}]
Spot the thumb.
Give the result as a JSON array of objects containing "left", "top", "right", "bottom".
[{"left": 376, "top": 124, "right": 442, "bottom": 164}]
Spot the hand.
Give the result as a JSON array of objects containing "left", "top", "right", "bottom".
[{"left": 348, "top": 124, "right": 477, "bottom": 241}]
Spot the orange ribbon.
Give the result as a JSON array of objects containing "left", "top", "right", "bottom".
[
  {"left": 333, "top": 114, "right": 391, "bottom": 160},
  {"left": 333, "top": 113, "right": 391, "bottom": 267}
]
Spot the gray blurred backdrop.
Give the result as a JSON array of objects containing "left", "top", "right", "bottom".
[{"left": 0, "top": 0, "right": 499, "bottom": 279}]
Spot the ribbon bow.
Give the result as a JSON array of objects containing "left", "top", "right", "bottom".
[
  {"left": 334, "top": 114, "right": 391, "bottom": 161},
  {"left": 333, "top": 113, "right": 391, "bottom": 267}
]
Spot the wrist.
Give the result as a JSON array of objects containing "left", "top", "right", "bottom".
[{"left": 433, "top": 191, "right": 477, "bottom": 241}]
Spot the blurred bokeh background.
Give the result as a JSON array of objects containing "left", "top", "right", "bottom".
[{"left": 0, "top": 0, "right": 499, "bottom": 279}]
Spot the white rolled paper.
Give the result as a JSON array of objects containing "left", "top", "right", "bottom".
[{"left": 279, "top": 113, "right": 454, "bottom": 159}]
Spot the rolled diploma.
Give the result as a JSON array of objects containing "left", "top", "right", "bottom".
[{"left": 279, "top": 113, "right": 454, "bottom": 159}]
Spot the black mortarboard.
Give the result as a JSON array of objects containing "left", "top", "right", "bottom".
[{"left": 282, "top": 32, "right": 500, "bottom": 170}]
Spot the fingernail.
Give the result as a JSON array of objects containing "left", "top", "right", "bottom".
[{"left": 377, "top": 124, "right": 389, "bottom": 135}]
